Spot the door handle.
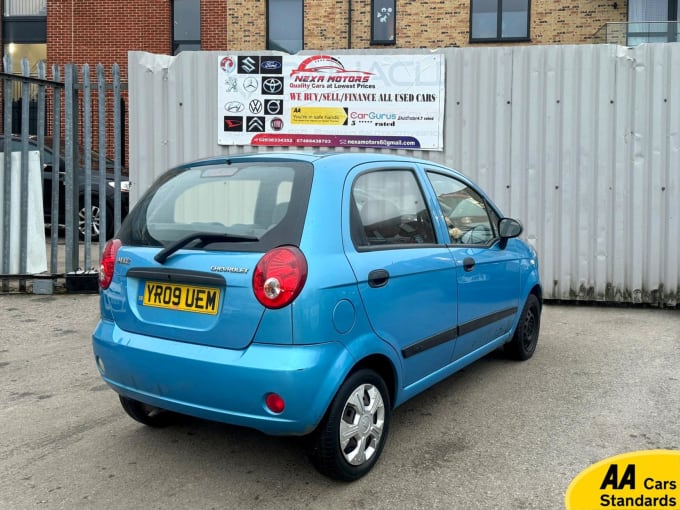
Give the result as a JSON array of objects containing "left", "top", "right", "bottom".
[
  {"left": 463, "top": 257, "right": 476, "bottom": 272},
  {"left": 368, "top": 269, "right": 389, "bottom": 288}
]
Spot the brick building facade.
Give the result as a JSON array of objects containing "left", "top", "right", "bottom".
[
  {"left": 220, "top": 1, "right": 627, "bottom": 50},
  {"left": 4, "top": 1, "right": 632, "bottom": 77},
  {"left": 45, "top": 1, "right": 171, "bottom": 81}
]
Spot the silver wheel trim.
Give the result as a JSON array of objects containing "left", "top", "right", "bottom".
[
  {"left": 338, "top": 383, "right": 385, "bottom": 466},
  {"left": 79, "top": 205, "right": 101, "bottom": 236}
]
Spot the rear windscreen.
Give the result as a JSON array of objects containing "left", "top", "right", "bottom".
[{"left": 117, "top": 160, "right": 313, "bottom": 251}]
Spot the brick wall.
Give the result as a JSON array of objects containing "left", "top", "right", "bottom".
[
  {"left": 47, "top": 0, "right": 171, "bottom": 80},
  {"left": 217, "top": 0, "right": 628, "bottom": 50},
  {"left": 530, "top": 1, "right": 628, "bottom": 44},
  {"left": 44, "top": 1, "right": 630, "bottom": 70},
  {"left": 46, "top": 0, "right": 172, "bottom": 166},
  {"left": 225, "top": 0, "right": 266, "bottom": 51},
  {"left": 202, "top": 0, "right": 229, "bottom": 50}
]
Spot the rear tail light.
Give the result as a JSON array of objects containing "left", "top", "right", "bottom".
[
  {"left": 252, "top": 246, "right": 308, "bottom": 309},
  {"left": 99, "top": 239, "right": 122, "bottom": 289}
]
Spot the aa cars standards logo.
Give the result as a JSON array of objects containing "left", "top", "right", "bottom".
[{"left": 565, "top": 450, "right": 680, "bottom": 509}]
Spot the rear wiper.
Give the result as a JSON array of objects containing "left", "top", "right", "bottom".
[{"left": 154, "top": 232, "right": 258, "bottom": 264}]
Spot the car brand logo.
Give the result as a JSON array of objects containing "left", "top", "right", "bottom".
[
  {"left": 249, "top": 99, "right": 263, "bottom": 114},
  {"left": 223, "top": 116, "right": 243, "bottom": 131},
  {"left": 265, "top": 99, "right": 283, "bottom": 115},
  {"left": 260, "top": 58, "right": 282, "bottom": 74},
  {"left": 262, "top": 77, "right": 283, "bottom": 95},
  {"left": 239, "top": 56, "right": 258, "bottom": 74},
  {"left": 220, "top": 56, "right": 236, "bottom": 73},
  {"left": 270, "top": 118, "right": 284, "bottom": 131},
  {"left": 224, "top": 78, "right": 238, "bottom": 92},
  {"left": 210, "top": 266, "right": 249, "bottom": 274},
  {"left": 243, "top": 77, "right": 259, "bottom": 93},
  {"left": 224, "top": 101, "right": 245, "bottom": 113},
  {"left": 247, "top": 117, "right": 265, "bottom": 132}
]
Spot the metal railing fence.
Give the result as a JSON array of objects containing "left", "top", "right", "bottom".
[{"left": 0, "top": 56, "right": 127, "bottom": 293}]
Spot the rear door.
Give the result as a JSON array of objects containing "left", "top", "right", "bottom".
[{"left": 343, "top": 163, "right": 459, "bottom": 388}]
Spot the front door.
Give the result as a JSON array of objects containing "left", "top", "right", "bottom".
[{"left": 425, "top": 170, "right": 520, "bottom": 360}]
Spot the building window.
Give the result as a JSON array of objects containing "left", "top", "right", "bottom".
[
  {"left": 173, "top": 0, "right": 201, "bottom": 54},
  {"left": 4, "top": 42, "right": 46, "bottom": 73},
  {"left": 470, "top": 0, "right": 530, "bottom": 42},
  {"left": 267, "top": 0, "right": 303, "bottom": 54},
  {"left": 2, "top": 1, "right": 47, "bottom": 47},
  {"left": 372, "top": 0, "right": 396, "bottom": 45},
  {"left": 627, "top": 0, "right": 678, "bottom": 45},
  {"left": 3, "top": 0, "right": 46, "bottom": 16}
]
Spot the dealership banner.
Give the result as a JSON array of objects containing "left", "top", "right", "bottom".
[{"left": 217, "top": 53, "right": 445, "bottom": 150}]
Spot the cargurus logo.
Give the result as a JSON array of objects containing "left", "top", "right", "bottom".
[{"left": 350, "top": 112, "right": 397, "bottom": 120}]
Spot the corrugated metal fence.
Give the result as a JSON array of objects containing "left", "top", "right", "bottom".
[
  {"left": 0, "top": 57, "right": 127, "bottom": 293},
  {"left": 129, "top": 44, "right": 679, "bottom": 307}
]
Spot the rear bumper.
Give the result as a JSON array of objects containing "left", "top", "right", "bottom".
[{"left": 92, "top": 319, "right": 354, "bottom": 435}]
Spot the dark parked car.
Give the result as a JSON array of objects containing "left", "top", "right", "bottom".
[
  {"left": 94, "top": 152, "right": 542, "bottom": 480},
  {"left": 0, "top": 135, "right": 129, "bottom": 239}
]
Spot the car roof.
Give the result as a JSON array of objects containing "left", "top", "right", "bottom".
[{"left": 175, "top": 151, "right": 454, "bottom": 171}]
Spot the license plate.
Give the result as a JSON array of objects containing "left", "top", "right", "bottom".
[{"left": 142, "top": 281, "right": 221, "bottom": 315}]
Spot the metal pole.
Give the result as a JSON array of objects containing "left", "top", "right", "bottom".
[
  {"left": 97, "top": 64, "right": 106, "bottom": 255},
  {"left": 113, "top": 64, "right": 122, "bottom": 232},
  {"left": 50, "top": 65, "right": 61, "bottom": 275},
  {"left": 64, "top": 64, "right": 78, "bottom": 273},
  {"left": 83, "top": 64, "right": 92, "bottom": 269},
  {"left": 19, "top": 58, "right": 30, "bottom": 291},
  {"left": 1, "top": 55, "right": 13, "bottom": 290}
]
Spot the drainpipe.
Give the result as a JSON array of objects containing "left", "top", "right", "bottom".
[{"left": 348, "top": 0, "right": 352, "bottom": 49}]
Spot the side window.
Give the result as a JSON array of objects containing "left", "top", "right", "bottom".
[
  {"left": 351, "top": 169, "right": 436, "bottom": 248},
  {"left": 426, "top": 171, "right": 498, "bottom": 246}
]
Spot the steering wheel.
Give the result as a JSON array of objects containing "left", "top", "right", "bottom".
[
  {"left": 460, "top": 224, "right": 492, "bottom": 244},
  {"left": 437, "top": 199, "right": 453, "bottom": 217}
]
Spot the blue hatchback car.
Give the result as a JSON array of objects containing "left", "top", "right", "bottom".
[{"left": 93, "top": 152, "right": 541, "bottom": 480}]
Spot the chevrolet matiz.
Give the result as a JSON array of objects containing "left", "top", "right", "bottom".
[{"left": 93, "top": 152, "right": 542, "bottom": 481}]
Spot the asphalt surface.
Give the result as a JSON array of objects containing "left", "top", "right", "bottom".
[{"left": 1, "top": 294, "right": 678, "bottom": 510}]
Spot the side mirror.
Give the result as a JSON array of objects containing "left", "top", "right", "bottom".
[{"left": 498, "top": 218, "right": 523, "bottom": 248}]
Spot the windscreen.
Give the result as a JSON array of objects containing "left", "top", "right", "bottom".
[{"left": 117, "top": 160, "right": 313, "bottom": 251}]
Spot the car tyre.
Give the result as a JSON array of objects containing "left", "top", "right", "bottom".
[
  {"left": 505, "top": 294, "right": 541, "bottom": 361},
  {"left": 309, "top": 369, "right": 391, "bottom": 481},
  {"left": 79, "top": 195, "right": 114, "bottom": 240},
  {"left": 119, "top": 395, "right": 173, "bottom": 428}
]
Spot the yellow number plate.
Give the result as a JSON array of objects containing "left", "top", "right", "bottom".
[{"left": 143, "top": 281, "right": 221, "bottom": 315}]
